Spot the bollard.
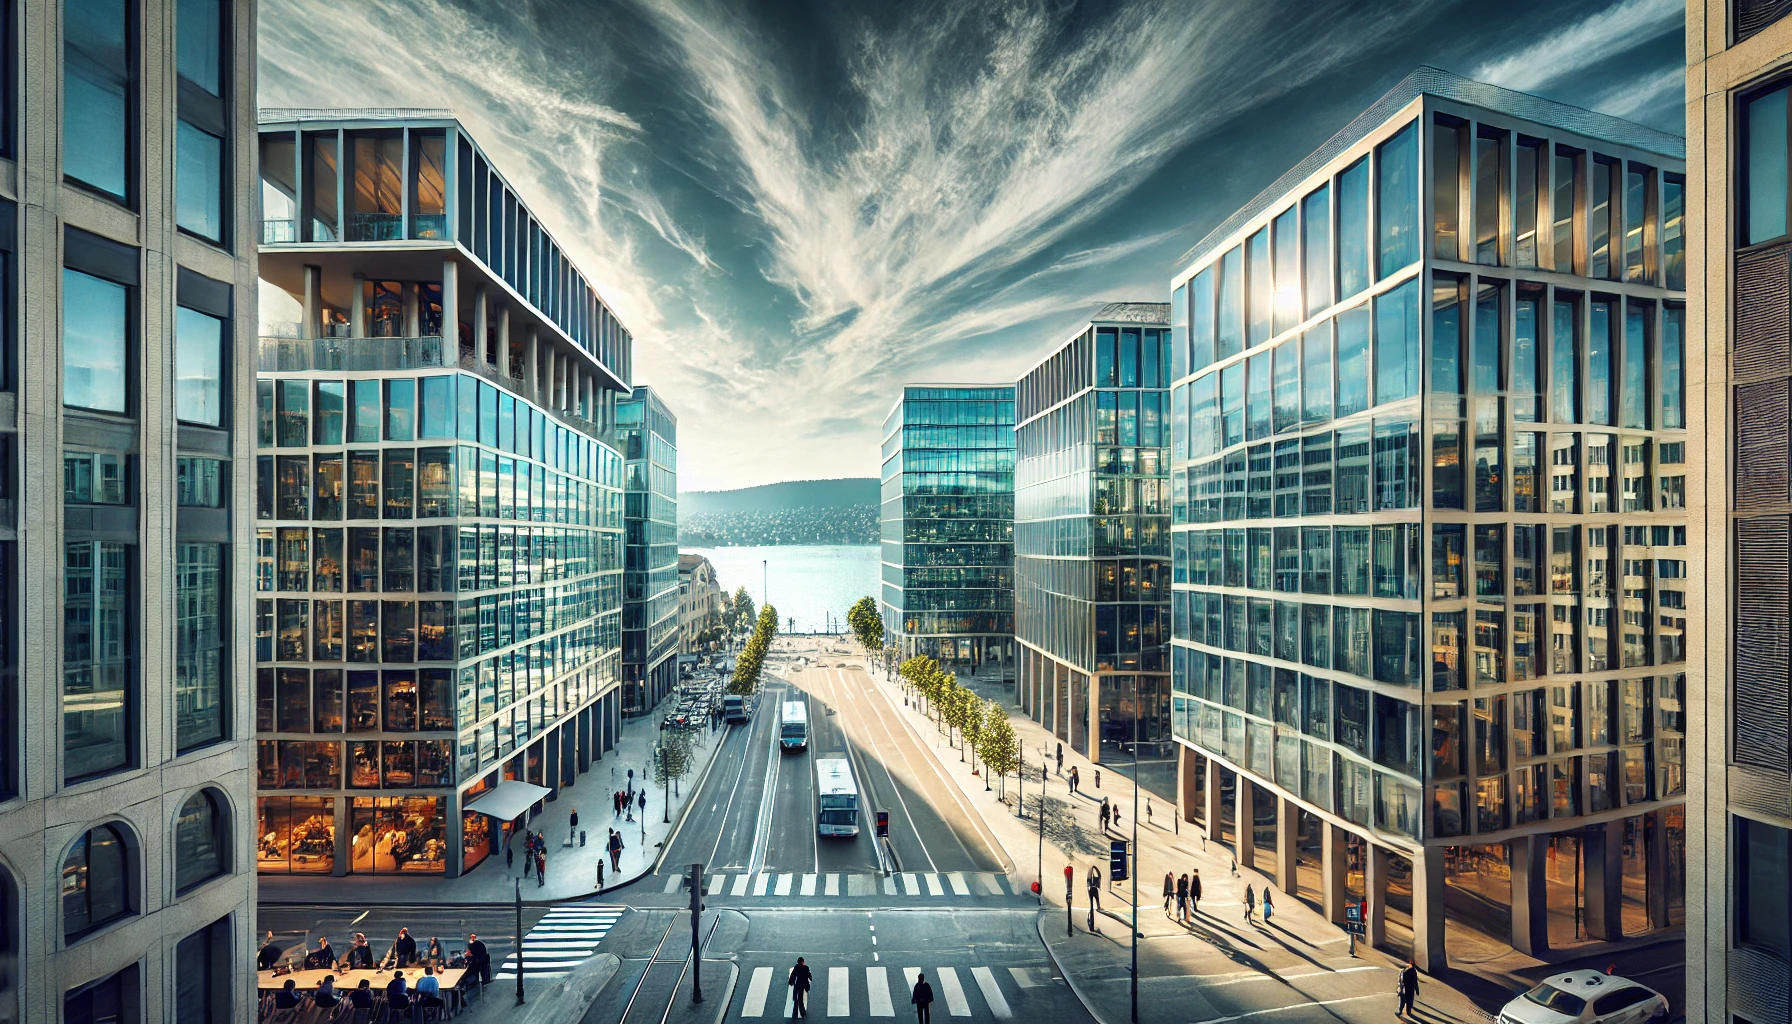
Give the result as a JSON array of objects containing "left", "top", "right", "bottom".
[{"left": 579, "top": 830, "right": 587, "bottom": 847}]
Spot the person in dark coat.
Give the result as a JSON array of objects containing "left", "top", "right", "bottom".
[
  {"left": 1162, "top": 872, "right": 1174, "bottom": 914},
  {"left": 1397, "top": 960, "right": 1420, "bottom": 1018},
  {"left": 911, "top": 972, "right": 935, "bottom": 1024},
  {"left": 257, "top": 930, "right": 284, "bottom": 970},
  {"left": 313, "top": 975, "right": 340, "bottom": 1008},
  {"left": 1243, "top": 884, "right": 1255, "bottom": 924},
  {"left": 1087, "top": 865, "right": 1102, "bottom": 909},
  {"left": 394, "top": 927, "right": 418, "bottom": 967},
  {"left": 1176, "top": 874, "right": 1190, "bottom": 922},
  {"left": 787, "top": 957, "right": 813, "bottom": 1018},
  {"left": 349, "top": 980, "right": 375, "bottom": 1010},
  {"left": 309, "top": 936, "right": 337, "bottom": 968},
  {"left": 535, "top": 849, "right": 546, "bottom": 888},
  {"left": 346, "top": 932, "right": 374, "bottom": 969},
  {"left": 569, "top": 808, "right": 580, "bottom": 845},
  {"left": 467, "top": 933, "right": 491, "bottom": 985},
  {"left": 274, "top": 980, "right": 302, "bottom": 1010},
  {"left": 1190, "top": 869, "right": 1203, "bottom": 915},
  {"left": 1055, "top": 743, "right": 1063, "bottom": 775},
  {"left": 386, "top": 972, "right": 411, "bottom": 1013},
  {"left": 505, "top": 836, "right": 515, "bottom": 872}
]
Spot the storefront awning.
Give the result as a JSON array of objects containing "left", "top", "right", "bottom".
[{"left": 464, "top": 781, "right": 552, "bottom": 822}]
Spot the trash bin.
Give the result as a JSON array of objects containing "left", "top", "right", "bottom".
[{"left": 579, "top": 830, "right": 587, "bottom": 847}]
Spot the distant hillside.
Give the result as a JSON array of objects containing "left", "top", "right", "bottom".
[
  {"left": 679, "top": 478, "right": 879, "bottom": 547},
  {"left": 680, "top": 478, "right": 878, "bottom": 516}
]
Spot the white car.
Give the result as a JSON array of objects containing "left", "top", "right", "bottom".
[{"left": 1497, "top": 971, "right": 1669, "bottom": 1024}]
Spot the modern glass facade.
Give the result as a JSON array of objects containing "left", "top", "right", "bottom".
[
  {"left": 254, "top": 113, "right": 630, "bottom": 878},
  {"left": 620, "top": 386, "right": 679, "bottom": 715},
  {"left": 1015, "top": 304, "right": 1172, "bottom": 772},
  {"left": 880, "top": 386, "right": 1016, "bottom": 676},
  {"left": 1168, "top": 69, "right": 1685, "bottom": 970}
]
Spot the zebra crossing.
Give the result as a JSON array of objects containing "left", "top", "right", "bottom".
[
  {"left": 492, "top": 904, "right": 625, "bottom": 980},
  {"left": 739, "top": 964, "right": 1051, "bottom": 1019},
  {"left": 677, "top": 871, "right": 1011, "bottom": 899}
]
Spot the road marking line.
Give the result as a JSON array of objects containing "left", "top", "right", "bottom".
[
  {"left": 708, "top": 873, "right": 726, "bottom": 895},
  {"left": 664, "top": 874, "right": 682, "bottom": 893},
  {"left": 926, "top": 874, "right": 945, "bottom": 896},
  {"left": 935, "top": 968, "right": 971, "bottom": 1016},
  {"left": 828, "top": 966, "right": 850, "bottom": 1016},
  {"left": 801, "top": 873, "right": 817, "bottom": 896},
  {"left": 743, "top": 966, "right": 773, "bottom": 1017},
  {"left": 753, "top": 872, "right": 772, "bottom": 896},
  {"left": 782, "top": 981, "right": 795, "bottom": 1018},
  {"left": 865, "top": 967, "right": 894, "bottom": 1016},
  {"left": 901, "top": 872, "right": 919, "bottom": 895},
  {"left": 901, "top": 969, "right": 921, "bottom": 1002},
  {"left": 969, "top": 967, "right": 1011, "bottom": 1019},
  {"left": 976, "top": 872, "right": 1005, "bottom": 896},
  {"left": 731, "top": 873, "right": 750, "bottom": 896},
  {"left": 1276, "top": 966, "right": 1385, "bottom": 980},
  {"left": 884, "top": 875, "right": 898, "bottom": 895},
  {"left": 946, "top": 872, "right": 971, "bottom": 895},
  {"left": 1194, "top": 994, "right": 1382, "bottom": 1023},
  {"left": 825, "top": 873, "right": 840, "bottom": 896},
  {"left": 775, "top": 873, "right": 794, "bottom": 896},
  {"left": 1005, "top": 968, "right": 1044, "bottom": 989}
]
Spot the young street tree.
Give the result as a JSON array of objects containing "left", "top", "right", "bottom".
[
  {"left": 729, "top": 604, "right": 779, "bottom": 695},
  {"left": 655, "top": 730, "right": 693, "bottom": 799},
  {"left": 846, "top": 596, "right": 884, "bottom": 652},
  {"left": 977, "top": 703, "right": 1019, "bottom": 796}
]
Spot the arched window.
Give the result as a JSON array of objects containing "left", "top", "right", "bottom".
[
  {"left": 62, "top": 823, "right": 133, "bottom": 940},
  {"left": 175, "top": 790, "right": 229, "bottom": 892}
]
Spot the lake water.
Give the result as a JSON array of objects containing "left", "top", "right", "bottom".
[{"left": 681, "top": 544, "right": 881, "bottom": 634}]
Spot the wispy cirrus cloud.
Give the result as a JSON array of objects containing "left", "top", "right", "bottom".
[{"left": 1470, "top": 0, "right": 1682, "bottom": 93}]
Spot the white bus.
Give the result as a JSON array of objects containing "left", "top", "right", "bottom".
[
  {"left": 815, "top": 757, "right": 859, "bottom": 837},
  {"left": 780, "top": 700, "right": 808, "bottom": 751}
]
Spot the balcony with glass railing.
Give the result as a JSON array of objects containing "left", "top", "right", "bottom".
[{"left": 258, "top": 335, "right": 449, "bottom": 372}]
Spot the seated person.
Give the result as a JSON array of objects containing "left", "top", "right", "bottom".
[
  {"left": 314, "top": 976, "right": 340, "bottom": 1008},
  {"left": 307, "top": 936, "right": 337, "bottom": 969},
  {"left": 426, "top": 937, "right": 444, "bottom": 964},
  {"left": 345, "top": 934, "right": 374, "bottom": 970},
  {"left": 386, "top": 972, "right": 411, "bottom": 1012},
  {"left": 274, "top": 980, "right": 302, "bottom": 1010},
  {"left": 348, "top": 980, "right": 375, "bottom": 1010},
  {"left": 414, "top": 966, "right": 442, "bottom": 1005},
  {"left": 257, "top": 930, "right": 285, "bottom": 971}
]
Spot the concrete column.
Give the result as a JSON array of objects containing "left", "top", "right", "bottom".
[
  {"left": 403, "top": 280, "right": 421, "bottom": 337},
  {"left": 544, "top": 731, "right": 560, "bottom": 799},
  {"left": 350, "top": 273, "right": 367, "bottom": 337},
  {"left": 445, "top": 794, "right": 465, "bottom": 878},
  {"left": 577, "top": 707, "right": 592, "bottom": 774},
  {"left": 1321, "top": 821, "right": 1348, "bottom": 925},
  {"left": 1178, "top": 746, "right": 1198, "bottom": 826},
  {"left": 1275, "top": 796, "right": 1299, "bottom": 894},
  {"left": 1585, "top": 820, "right": 1624, "bottom": 941},
  {"left": 302, "top": 263, "right": 323, "bottom": 338},
  {"left": 1203, "top": 758, "right": 1225, "bottom": 845},
  {"left": 525, "top": 328, "right": 539, "bottom": 398},
  {"left": 333, "top": 797, "right": 351, "bottom": 877},
  {"left": 1365, "top": 843, "right": 1388, "bottom": 950},
  {"left": 498, "top": 305, "right": 512, "bottom": 377},
  {"left": 1509, "top": 834, "right": 1550, "bottom": 956},
  {"left": 1647, "top": 814, "right": 1670, "bottom": 929},
  {"left": 472, "top": 285, "right": 488, "bottom": 365},
  {"left": 1234, "top": 774, "right": 1255, "bottom": 869},
  {"left": 1411, "top": 847, "right": 1447, "bottom": 973},
  {"left": 441, "top": 257, "right": 459, "bottom": 350}
]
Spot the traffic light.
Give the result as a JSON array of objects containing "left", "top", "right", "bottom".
[
  {"left": 1109, "top": 839, "right": 1128, "bottom": 883},
  {"left": 875, "top": 811, "right": 890, "bottom": 838}
]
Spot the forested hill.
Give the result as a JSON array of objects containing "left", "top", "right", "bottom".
[{"left": 679, "top": 478, "right": 879, "bottom": 546}]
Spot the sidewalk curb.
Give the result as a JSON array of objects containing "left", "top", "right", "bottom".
[
  {"left": 859, "top": 658, "right": 1017, "bottom": 876},
  {"left": 1034, "top": 912, "right": 1116, "bottom": 1024}
]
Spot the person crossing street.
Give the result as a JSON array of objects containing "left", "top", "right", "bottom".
[
  {"left": 911, "top": 971, "right": 935, "bottom": 1024},
  {"left": 1190, "top": 868, "right": 1202, "bottom": 915},
  {"left": 1162, "top": 872, "right": 1174, "bottom": 915},
  {"left": 787, "top": 957, "right": 812, "bottom": 1018},
  {"left": 1243, "top": 883, "right": 1255, "bottom": 924},
  {"left": 1176, "top": 873, "right": 1190, "bottom": 922},
  {"left": 1397, "top": 960, "right": 1420, "bottom": 1018}
]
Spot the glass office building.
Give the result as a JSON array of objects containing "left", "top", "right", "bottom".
[
  {"left": 1690, "top": 8, "right": 1792, "bottom": 1022},
  {"left": 1168, "top": 69, "right": 1686, "bottom": 970},
  {"left": 620, "top": 385, "right": 680, "bottom": 715},
  {"left": 881, "top": 386, "right": 1016, "bottom": 677},
  {"left": 254, "top": 112, "right": 630, "bottom": 878},
  {"left": 1015, "top": 305, "right": 1172, "bottom": 784}
]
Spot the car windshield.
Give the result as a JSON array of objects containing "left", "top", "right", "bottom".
[{"left": 1523, "top": 983, "right": 1587, "bottom": 1015}]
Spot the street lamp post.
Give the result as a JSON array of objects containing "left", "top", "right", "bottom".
[
  {"left": 1130, "top": 711, "right": 1140, "bottom": 1024},
  {"left": 514, "top": 877, "right": 525, "bottom": 1005}
]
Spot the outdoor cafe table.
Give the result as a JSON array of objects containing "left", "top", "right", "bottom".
[{"left": 257, "top": 968, "right": 468, "bottom": 1008}]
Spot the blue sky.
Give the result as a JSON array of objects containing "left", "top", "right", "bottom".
[{"left": 260, "top": 0, "right": 1686, "bottom": 491}]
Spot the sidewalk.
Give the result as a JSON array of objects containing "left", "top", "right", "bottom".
[
  {"left": 260, "top": 693, "right": 728, "bottom": 904},
  {"left": 855, "top": 652, "right": 1496, "bottom": 1024}
]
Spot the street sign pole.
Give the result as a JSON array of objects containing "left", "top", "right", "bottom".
[
  {"left": 1064, "top": 865, "right": 1074, "bottom": 936},
  {"left": 1130, "top": 712, "right": 1140, "bottom": 1024},
  {"left": 690, "top": 863, "right": 704, "bottom": 1002},
  {"left": 514, "top": 877, "right": 525, "bottom": 1005}
]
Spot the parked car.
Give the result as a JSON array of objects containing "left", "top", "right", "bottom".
[{"left": 1497, "top": 971, "right": 1668, "bottom": 1024}]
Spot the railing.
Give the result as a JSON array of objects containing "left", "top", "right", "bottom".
[
  {"left": 258, "top": 336, "right": 448, "bottom": 372},
  {"left": 346, "top": 212, "right": 403, "bottom": 242},
  {"left": 261, "top": 219, "right": 298, "bottom": 244}
]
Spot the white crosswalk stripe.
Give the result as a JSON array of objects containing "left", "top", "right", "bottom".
[
  {"left": 753, "top": 872, "right": 772, "bottom": 896},
  {"left": 827, "top": 967, "right": 850, "bottom": 1016},
  {"left": 775, "top": 873, "right": 793, "bottom": 896},
  {"left": 691, "top": 872, "right": 1016, "bottom": 898},
  {"left": 900, "top": 872, "right": 919, "bottom": 894},
  {"left": 936, "top": 968, "right": 971, "bottom": 1016},
  {"left": 925, "top": 874, "right": 945, "bottom": 896},
  {"left": 731, "top": 873, "right": 750, "bottom": 896},
  {"left": 883, "top": 875, "right": 898, "bottom": 896},
  {"left": 946, "top": 872, "right": 970, "bottom": 896},
  {"left": 493, "top": 905, "right": 625, "bottom": 980},
  {"left": 825, "top": 873, "right": 841, "bottom": 896},
  {"left": 801, "top": 873, "right": 817, "bottom": 896},
  {"left": 865, "top": 967, "right": 894, "bottom": 1017},
  {"left": 708, "top": 873, "right": 726, "bottom": 895},
  {"left": 736, "top": 964, "right": 1022, "bottom": 1019}
]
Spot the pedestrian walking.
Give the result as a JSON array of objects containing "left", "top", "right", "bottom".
[
  {"left": 1099, "top": 800, "right": 1111, "bottom": 830},
  {"left": 639, "top": 789, "right": 647, "bottom": 817},
  {"left": 1243, "top": 884, "right": 1255, "bottom": 924},
  {"left": 1162, "top": 872, "right": 1174, "bottom": 915},
  {"left": 1176, "top": 874, "right": 1190, "bottom": 922},
  {"left": 787, "top": 957, "right": 812, "bottom": 1018},
  {"left": 1262, "top": 887, "right": 1274, "bottom": 923},
  {"left": 468, "top": 934, "right": 491, "bottom": 985},
  {"left": 626, "top": 791, "right": 634, "bottom": 822},
  {"left": 911, "top": 972, "right": 935, "bottom": 1024},
  {"left": 1397, "top": 960, "right": 1419, "bottom": 1018},
  {"left": 1113, "top": 804, "right": 1122, "bottom": 828},
  {"left": 1067, "top": 766, "right": 1077, "bottom": 794},
  {"left": 608, "top": 828, "right": 623, "bottom": 872},
  {"left": 1087, "top": 865, "right": 1103, "bottom": 909},
  {"left": 570, "top": 808, "right": 579, "bottom": 845},
  {"left": 1094, "top": 769, "right": 1100, "bottom": 789},
  {"left": 536, "top": 849, "right": 546, "bottom": 888},
  {"left": 1055, "top": 743, "right": 1063, "bottom": 776},
  {"left": 596, "top": 853, "right": 606, "bottom": 890},
  {"left": 1190, "top": 869, "right": 1202, "bottom": 915},
  {"left": 1146, "top": 800, "right": 1153, "bottom": 826},
  {"left": 614, "top": 791, "right": 622, "bottom": 818},
  {"left": 505, "top": 838, "right": 515, "bottom": 873}
]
